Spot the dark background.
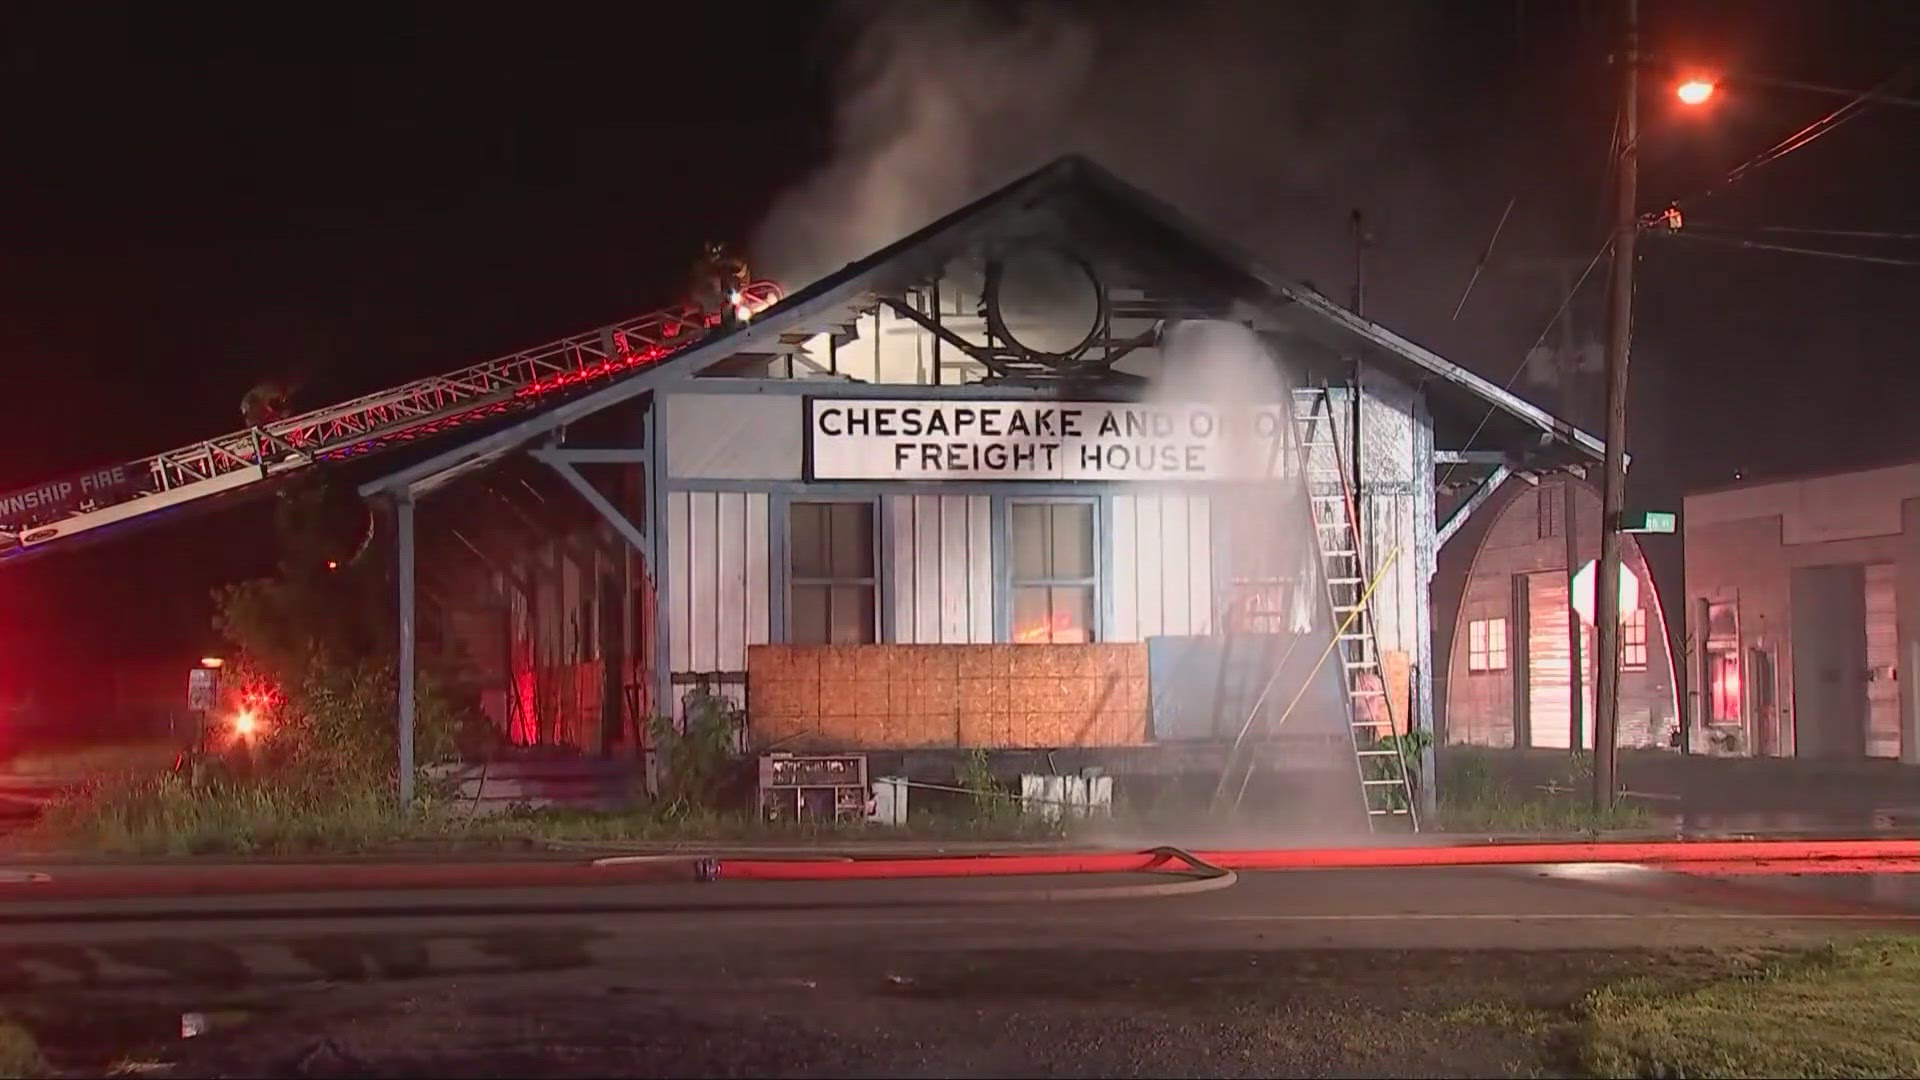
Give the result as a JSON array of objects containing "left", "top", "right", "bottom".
[{"left": 2, "top": 2, "right": 1915, "bottom": 702}]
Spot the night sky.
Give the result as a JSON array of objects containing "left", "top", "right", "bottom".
[{"left": 2, "top": 2, "right": 1916, "bottom": 688}]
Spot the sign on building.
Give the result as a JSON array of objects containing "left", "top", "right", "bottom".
[{"left": 805, "top": 399, "right": 1291, "bottom": 482}]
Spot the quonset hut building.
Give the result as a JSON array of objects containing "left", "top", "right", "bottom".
[{"left": 358, "top": 157, "right": 1606, "bottom": 822}]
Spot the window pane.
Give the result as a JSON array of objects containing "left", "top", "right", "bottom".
[
  {"left": 1012, "top": 586, "right": 1050, "bottom": 643},
  {"left": 1049, "top": 503, "right": 1094, "bottom": 579},
  {"left": 828, "top": 584, "right": 876, "bottom": 645},
  {"left": 791, "top": 584, "right": 830, "bottom": 645},
  {"left": 829, "top": 503, "right": 874, "bottom": 578},
  {"left": 791, "top": 504, "right": 829, "bottom": 578},
  {"left": 1012, "top": 504, "right": 1048, "bottom": 580},
  {"left": 1469, "top": 620, "right": 1487, "bottom": 651},
  {"left": 1049, "top": 586, "right": 1094, "bottom": 643}
]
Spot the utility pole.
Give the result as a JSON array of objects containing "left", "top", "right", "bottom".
[{"left": 1594, "top": 0, "right": 1638, "bottom": 810}]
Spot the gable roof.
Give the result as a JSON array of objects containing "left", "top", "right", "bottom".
[{"left": 362, "top": 155, "right": 1602, "bottom": 499}]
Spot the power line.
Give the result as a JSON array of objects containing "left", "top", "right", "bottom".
[
  {"left": 1452, "top": 195, "right": 1517, "bottom": 320},
  {"left": 1669, "top": 62, "right": 1920, "bottom": 213},
  {"left": 1723, "top": 63, "right": 1918, "bottom": 186},
  {"left": 1659, "top": 229, "right": 1920, "bottom": 269},
  {"left": 1436, "top": 239, "right": 1610, "bottom": 493},
  {"left": 1742, "top": 224, "right": 1920, "bottom": 242}
]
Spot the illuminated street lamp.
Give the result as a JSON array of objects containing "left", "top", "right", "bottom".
[{"left": 1675, "top": 78, "right": 1715, "bottom": 106}]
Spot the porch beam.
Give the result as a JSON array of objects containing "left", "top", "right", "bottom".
[
  {"left": 1436, "top": 465, "right": 1512, "bottom": 551},
  {"left": 1434, "top": 449, "right": 1511, "bottom": 466},
  {"left": 530, "top": 448, "right": 647, "bottom": 554}
]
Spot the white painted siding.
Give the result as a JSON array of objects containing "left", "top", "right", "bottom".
[
  {"left": 666, "top": 491, "right": 772, "bottom": 674},
  {"left": 662, "top": 394, "right": 804, "bottom": 480},
  {"left": 888, "top": 494, "right": 993, "bottom": 643},
  {"left": 1108, "top": 494, "right": 1215, "bottom": 642}
]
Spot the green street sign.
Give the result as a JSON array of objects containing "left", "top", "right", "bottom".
[{"left": 1615, "top": 509, "right": 1677, "bottom": 534}]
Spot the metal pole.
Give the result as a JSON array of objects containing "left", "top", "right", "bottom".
[
  {"left": 1564, "top": 476, "right": 1584, "bottom": 751},
  {"left": 1594, "top": 0, "right": 1638, "bottom": 811},
  {"left": 1350, "top": 209, "right": 1365, "bottom": 561},
  {"left": 397, "top": 494, "right": 417, "bottom": 807}
]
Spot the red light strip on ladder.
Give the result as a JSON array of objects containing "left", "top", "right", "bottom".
[{"left": 0, "top": 281, "right": 783, "bottom": 557}]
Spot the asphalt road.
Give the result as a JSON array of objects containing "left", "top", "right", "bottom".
[{"left": 2, "top": 861, "right": 1915, "bottom": 1077}]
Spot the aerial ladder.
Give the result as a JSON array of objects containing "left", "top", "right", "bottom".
[{"left": 0, "top": 276, "right": 781, "bottom": 562}]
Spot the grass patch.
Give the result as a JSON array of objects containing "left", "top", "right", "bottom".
[
  {"left": 0, "top": 1016, "right": 47, "bottom": 1079},
  {"left": 1436, "top": 795, "right": 1650, "bottom": 836},
  {"left": 1577, "top": 936, "right": 1920, "bottom": 1079},
  {"left": 1436, "top": 752, "right": 1650, "bottom": 836},
  {"left": 23, "top": 768, "right": 1073, "bottom": 857},
  {"left": 1432, "top": 1001, "right": 1564, "bottom": 1038}
]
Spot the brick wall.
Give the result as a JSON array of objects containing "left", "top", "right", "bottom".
[{"left": 747, "top": 644, "right": 1149, "bottom": 750}]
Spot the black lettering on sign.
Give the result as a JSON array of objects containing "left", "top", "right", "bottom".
[
  {"left": 1185, "top": 445, "right": 1206, "bottom": 471},
  {"left": 1097, "top": 412, "right": 1121, "bottom": 437},
  {"left": 1008, "top": 411, "right": 1031, "bottom": 436},
  {"left": 979, "top": 409, "right": 1003, "bottom": 437},
  {"left": 1189, "top": 411, "right": 1214, "bottom": 438},
  {"left": 983, "top": 443, "right": 1008, "bottom": 470},
  {"left": 894, "top": 444, "right": 914, "bottom": 469},
  {"left": 919, "top": 445, "right": 942, "bottom": 469},
  {"left": 1012, "top": 444, "right": 1038, "bottom": 470},
  {"left": 817, "top": 406, "right": 844, "bottom": 436},
  {"left": 1060, "top": 409, "right": 1083, "bottom": 438}
]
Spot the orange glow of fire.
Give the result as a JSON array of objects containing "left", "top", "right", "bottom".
[{"left": 1014, "top": 612, "right": 1084, "bottom": 644}]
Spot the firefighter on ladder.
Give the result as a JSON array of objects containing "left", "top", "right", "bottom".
[
  {"left": 240, "top": 380, "right": 296, "bottom": 429},
  {"left": 691, "top": 241, "right": 752, "bottom": 331}
]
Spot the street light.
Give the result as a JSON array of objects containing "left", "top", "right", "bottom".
[
  {"left": 1592, "top": 43, "right": 1918, "bottom": 809},
  {"left": 1676, "top": 78, "right": 1715, "bottom": 106}
]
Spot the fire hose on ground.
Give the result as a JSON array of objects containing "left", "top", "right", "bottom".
[{"left": 0, "top": 839, "right": 1910, "bottom": 907}]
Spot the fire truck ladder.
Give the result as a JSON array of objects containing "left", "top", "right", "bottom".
[
  {"left": 1293, "top": 385, "right": 1420, "bottom": 831},
  {"left": 0, "top": 282, "right": 784, "bottom": 561}
]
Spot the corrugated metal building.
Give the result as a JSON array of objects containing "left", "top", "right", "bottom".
[
  {"left": 1436, "top": 474, "right": 1678, "bottom": 750},
  {"left": 1684, "top": 462, "right": 1919, "bottom": 762},
  {"left": 358, "top": 157, "right": 1607, "bottom": 809}
]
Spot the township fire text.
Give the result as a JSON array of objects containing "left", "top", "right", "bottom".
[{"left": 806, "top": 400, "right": 1288, "bottom": 482}]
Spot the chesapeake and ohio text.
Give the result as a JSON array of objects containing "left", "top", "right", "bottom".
[{"left": 805, "top": 399, "right": 1291, "bottom": 481}]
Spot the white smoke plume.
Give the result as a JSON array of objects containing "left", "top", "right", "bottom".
[{"left": 751, "top": 0, "right": 1584, "bottom": 362}]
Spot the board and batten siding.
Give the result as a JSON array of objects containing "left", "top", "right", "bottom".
[
  {"left": 667, "top": 491, "right": 771, "bottom": 686},
  {"left": 888, "top": 495, "right": 993, "bottom": 644},
  {"left": 1109, "top": 494, "right": 1214, "bottom": 641}
]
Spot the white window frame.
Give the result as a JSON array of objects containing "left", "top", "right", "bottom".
[
  {"left": 1468, "top": 616, "right": 1509, "bottom": 673},
  {"left": 1008, "top": 497, "right": 1099, "bottom": 644},
  {"left": 786, "top": 499, "right": 880, "bottom": 646}
]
